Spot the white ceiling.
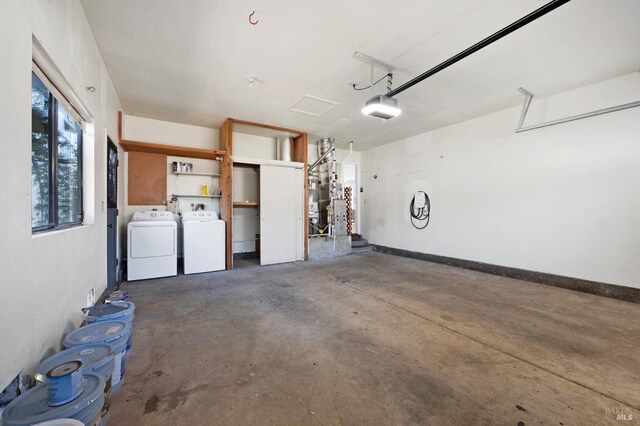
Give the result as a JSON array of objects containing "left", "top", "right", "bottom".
[{"left": 81, "top": 0, "right": 640, "bottom": 149}]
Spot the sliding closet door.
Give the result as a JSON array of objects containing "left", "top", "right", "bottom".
[
  {"left": 293, "top": 167, "right": 304, "bottom": 261},
  {"left": 260, "top": 165, "right": 302, "bottom": 265}
]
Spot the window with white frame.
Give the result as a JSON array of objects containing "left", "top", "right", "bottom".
[{"left": 31, "top": 64, "right": 83, "bottom": 232}]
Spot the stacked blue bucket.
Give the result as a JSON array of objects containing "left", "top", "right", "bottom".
[
  {"left": 1, "top": 294, "right": 135, "bottom": 426},
  {"left": 63, "top": 320, "right": 130, "bottom": 397},
  {"left": 84, "top": 301, "right": 135, "bottom": 359},
  {"left": 1, "top": 374, "right": 105, "bottom": 426}
]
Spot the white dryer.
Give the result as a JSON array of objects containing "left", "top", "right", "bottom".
[
  {"left": 127, "top": 211, "right": 178, "bottom": 281},
  {"left": 182, "top": 211, "right": 226, "bottom": 274}
]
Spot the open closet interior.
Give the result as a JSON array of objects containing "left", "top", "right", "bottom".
[{"left": 219, "top": 119, "right": 308, "bottom": 269}]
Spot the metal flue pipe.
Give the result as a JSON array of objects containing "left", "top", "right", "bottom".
[
  {"left": 386, "top": 0, "right": 572, "bottom": 98},
  {"left": 309, "top": 140, "right": 335, "bottom": 173}
]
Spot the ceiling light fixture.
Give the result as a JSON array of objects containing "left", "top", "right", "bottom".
[
  {"left": 355, "top": 53, "right": 401, "bottom": 120},
  {"left": 361, "top": 95, "right": 401, "bottom": 120}
]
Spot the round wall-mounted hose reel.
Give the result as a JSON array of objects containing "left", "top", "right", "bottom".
[{"left": 409, "top": 191, "right": 431, "bottom": 230}]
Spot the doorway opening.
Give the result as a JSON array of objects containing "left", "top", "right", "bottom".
[
  {"left": 107, "top": 137, "right": 118, "bottom": 290},
  {"left": 342, "top": 162, "right": 359, "bottom": 236}
]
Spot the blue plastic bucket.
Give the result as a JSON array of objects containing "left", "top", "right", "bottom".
[
  {"left": 36, "top": 344, "right": 115, "bottom": 421},
  {"left": 1, "top": 373, "right": 104, "bottom": 426},
  {"left": 84, "top": 302, "right": 135, "bottom": 357},
  {"left": 33, "top": 420, "right": 84, "bottom": 426},
  {"left": 105, "top": 290, "right": 128, "bottom": 303},
  {"left": 45, "top": 361, "right": 83, "bottom": 407},
  {"left": 84, "top": 302, "right": 135, "bottom": 324},
  {"left": 63, "top": 321, "right": 130, "bottom": 394}
]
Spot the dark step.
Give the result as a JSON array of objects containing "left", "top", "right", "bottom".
[
  {"left": 351, "top": 239, "right": 369, "bottom": 248},
  {"left": 351, "top": 245, "right": 374, "bottom": 254}
]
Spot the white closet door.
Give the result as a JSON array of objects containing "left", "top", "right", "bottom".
[
  {"left": 260, "top": 165, "right": 302, "bottom": 265},
  {"left": 294, "top": 167, "right": 304, "bottom": 261}
]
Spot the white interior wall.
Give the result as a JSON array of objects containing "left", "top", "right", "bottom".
[
  {"left": 362, "top": 72, "right": 640, "bottom": 289},
  {"left": 0, "top": 0, "right": 122, "bottom": 390},
  {"left": 232, "top": 133, "right": 277, "bottom": 160},
  {"left": 124, "top": 114, "right": 218, "bottom": 150}
]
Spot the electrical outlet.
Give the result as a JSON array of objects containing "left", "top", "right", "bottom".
[{"left": 86, "top": 288, "right": 96, "bottom": 307}]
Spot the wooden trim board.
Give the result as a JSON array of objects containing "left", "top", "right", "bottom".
[
  {"left": 218, "top": 119, "right": 233, "bottom": 270},
  {"left": 293, "top": 133, "right": 309, "bottom": 260},
  {"left": 120, "top": 139, "right": 226, "bottom": 160},
  {"left": 118, "top": 111, "right": 123, "bottom": 142}
]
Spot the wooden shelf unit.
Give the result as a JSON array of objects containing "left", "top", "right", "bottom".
[
  {"left": 120, "top": 140, "right": 225, "bottom": 160},
  {"left": 173, "top": 194, "right": 222, "bottom": 199},
  {"left": 173, "top": 172, "right": 221, "bottom": 177},
  {"left": 233, "top": 201, "right": 260, "bottom": 207},
  {"left": 219, "top": 118, "right": 309, "bottom": 270}
]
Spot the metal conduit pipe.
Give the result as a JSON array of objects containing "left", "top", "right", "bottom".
[
  {"left": 516, "top": 100, "right": 640, "bottom": 133},
  {"left": 341, "top": 141, "right": 353, "bottom": 166}
]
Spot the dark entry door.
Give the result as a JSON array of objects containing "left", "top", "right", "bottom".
[{"left": 107, "top": 138, "right": 118, "bottom": 290}]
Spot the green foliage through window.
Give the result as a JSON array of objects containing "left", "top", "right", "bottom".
[{"left": 31, "top": 72, "right": 83, "bottom": 231}]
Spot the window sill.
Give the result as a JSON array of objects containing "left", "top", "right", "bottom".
[{"left": 32, "top": 224, "right": 92, "bottom": 239}]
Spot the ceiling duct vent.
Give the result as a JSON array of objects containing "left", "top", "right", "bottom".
[{"left": 289, "top": 95, "right": 339, "bottom": 117}]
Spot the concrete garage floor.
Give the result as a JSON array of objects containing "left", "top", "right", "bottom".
[{"left": 110, "top": 252, "right": 639, "bottom": 425}]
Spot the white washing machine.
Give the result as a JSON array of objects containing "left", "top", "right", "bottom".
[
  {"left": 127, "top": 211, "right": 178, "bottom": 281},
  {"left": 182, "top": 211, "right": 226, "bottom": 274}
]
